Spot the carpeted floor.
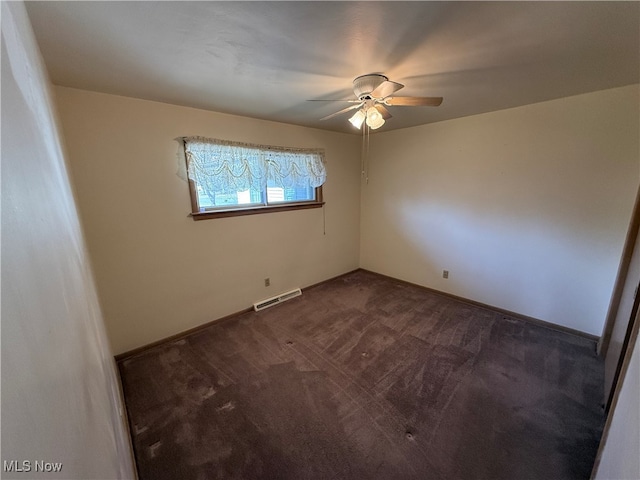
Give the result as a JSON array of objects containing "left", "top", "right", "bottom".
[{"left": 118, "top": 270, "right": 604, "bottom": 480}]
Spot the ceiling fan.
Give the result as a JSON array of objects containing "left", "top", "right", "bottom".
[{"left": 315, "top": 73, "right": 443, "bottom": 130}]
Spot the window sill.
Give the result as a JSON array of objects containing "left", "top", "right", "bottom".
[{"left": 190, "top": 201, "right": 325, "bottom": 220}]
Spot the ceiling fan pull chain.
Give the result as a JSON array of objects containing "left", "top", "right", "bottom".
[
  {"left": 361, "top": 126, "right": 366, "bottom": 179},
  {"left": 365, "top": 125, "right": 370, "bottom": 184}
]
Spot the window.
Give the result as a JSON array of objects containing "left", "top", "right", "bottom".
[{"left": 183, "top": 137, "right": 326, "bottom": 220}]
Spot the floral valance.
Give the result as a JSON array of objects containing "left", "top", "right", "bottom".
[{"left": 183, "top": 137, "right": 326, "bottom": 195}]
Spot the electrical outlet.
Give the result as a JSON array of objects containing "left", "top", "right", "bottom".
[
  {"left": 443, "top": 270, "right": 449, "bottom": 279},
  {"left": 264, "top": 278, "right": 270, "bottom": 287}
]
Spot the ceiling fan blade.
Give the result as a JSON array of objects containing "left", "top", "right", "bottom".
[
  {"left": 374, "top": 104, "right": 392, "bottom": 120},
  {"left": 319, "top": 103, "right": 362, "bottom": 121},
  {"left": 385, "top": 96, "right": 443, "bottom": 107},
  {"left": 370, "top": 80, "right": 404, "bottom": 99},
  {"left": 307, "top": 99, "right": 361, "bottom": 102}
]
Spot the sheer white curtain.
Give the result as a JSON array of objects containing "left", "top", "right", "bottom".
[{"left": 184, "top": 137, "right": 326, "bottom": 197}]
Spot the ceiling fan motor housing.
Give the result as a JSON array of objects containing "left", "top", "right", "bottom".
[{"left": 353, "top": 74, "right": 388, "bottom": 100}]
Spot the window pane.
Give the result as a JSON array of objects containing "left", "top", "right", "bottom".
[
  {"left": 266, "top": 183, "right": 315, "bottom": 204},
  {"left": 196, "top": 185, "right": 264, "bottom": 210},
  {"left": 196, "top": 185, "right": 215, "bottom": 208}
]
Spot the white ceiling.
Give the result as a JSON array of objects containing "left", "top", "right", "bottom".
[{"left": 26, "top": 1, "right": 639, "bottom": 135}]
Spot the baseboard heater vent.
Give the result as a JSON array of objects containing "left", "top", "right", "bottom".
[{"left": 253, "top": 288, "right": 302, "bottom": 312}]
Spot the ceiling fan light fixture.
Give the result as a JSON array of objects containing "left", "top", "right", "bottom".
[
  {"left": 349, "top": 109, "right": 366, "bottom": 129},
  {"left": 365, "top": 106, "right": 385, "bottom": 129},
  {"left": 314, "top": 74, "right": 442, "bottom": 131}
]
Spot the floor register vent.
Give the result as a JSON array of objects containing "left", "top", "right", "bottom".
[{"left": 253, "top": 288, "right": 302, "bottom": 312}]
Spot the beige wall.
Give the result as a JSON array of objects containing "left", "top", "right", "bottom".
[
  {"left": 55, "top": 87, "right": 362, "bottom": 354},
  {"left": 1, "top": 2, "right": 135, "bottom": 478},
  {"left": 55, "top": 81, "right": 638, "bottom": 351},
  {"left": 361, "top": 85, "right": 639, "bottom": 335}
]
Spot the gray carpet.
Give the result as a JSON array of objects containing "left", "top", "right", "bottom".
[{"left": 118, "top": 270, "right": 604, "bottom": 480}]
